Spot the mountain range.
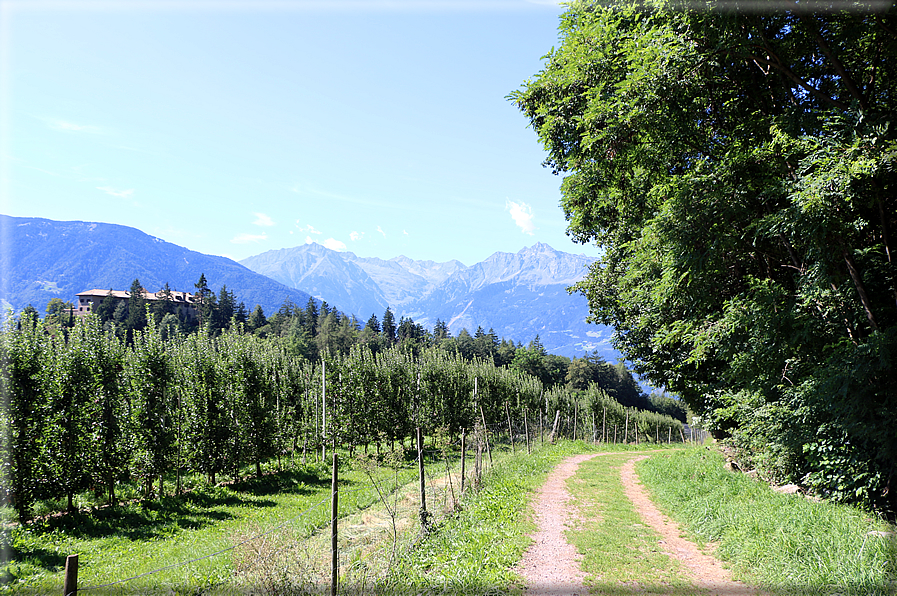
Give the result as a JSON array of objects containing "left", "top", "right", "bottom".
[
  {"left": 239, "top": 242, "right": 613, "bottom": 358},
  {"left": 0, "top": 214, "right": 615, "bottom": 359},
  {"left": 0, "top": 215, "right": 313, "bottom": 319}
]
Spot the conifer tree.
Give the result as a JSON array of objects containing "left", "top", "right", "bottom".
[
  {"left": 125, "top": 279, "right": 147, "bottom": 341},
  {"left": 381, "top": 306, "right": 397, "bottom": 347}
]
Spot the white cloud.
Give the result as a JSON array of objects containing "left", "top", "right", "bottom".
[
  {"left": 305, "top": 236, "right": 314, "bottom": 244},
  {"left": 323, "top": 238, "right": 347, "bottom": 251},
  {"left": 297, "top": 222, "right": 321, "bottom": 234},
  {"left": 231, "top": 232, "right": 268, "bottom": 244},
  {"left": 49, "top": 119, "right": 102, "bottom": 134},
  {"left": 377, "top": 226, "right": 386, "bottom": 237},
  {"left": 253, "top": 212, "right": 275, "bottom": 227},
  {"left": 506, "top": 199, "right": 536, "bottom": 235},
  {"left": 97, "top": 186, "right": 134, "bottom": 198},
  {"left": 350, "top": 231, "right": 363, "bottom": 241},
  {"left": 403, "top": 230, "right": 409, "bottom": 236}
]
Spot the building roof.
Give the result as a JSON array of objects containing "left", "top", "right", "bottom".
[{"left": 77, "top": 289, "right": 197, "bottom": 303}]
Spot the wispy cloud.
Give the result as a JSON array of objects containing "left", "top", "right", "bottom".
[
  {"left": 377, "top": 226, "right": 386, "bottom": 237},
  {"left": 253, "top": 212, "right": 275, "bottom": 227},
  {"left": 231, "top": 232, "right": 268, "bottom": 244},
  {"left": 323, "top": 238, "right": 347, "bottom": 251},
  {"left": 48, "top": 119, "right": 102, "bottom": 134},
  {"left": 506, "top": 199, "right": 536, "bottom": 235},
  {"left": 350, "top": 231, "right": 363, "bottom": 241},
  {"left": 403, "top": 230, "right": 409, "bottom": 236},
  {"left": 97, "top": 186, "right": 134, "bottom": 198}
]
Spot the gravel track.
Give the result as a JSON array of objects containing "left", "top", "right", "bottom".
[{"left": 515, "top": 452, "right": 764, "bottom": 596}]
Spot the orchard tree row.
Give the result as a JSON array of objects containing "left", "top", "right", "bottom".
[{"left": 1, "top": 311, "right": 684, "bottom": 522}]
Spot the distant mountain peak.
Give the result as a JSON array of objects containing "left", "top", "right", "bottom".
[{"left": 240, "top": 239, "right": 609, "bottom": 358}]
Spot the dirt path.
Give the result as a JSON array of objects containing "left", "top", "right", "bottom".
[
  {"left": 514, "top": 452, "right": 601, "bottom": 596},
  {"left": 516, "top": 452, "right": 763, "bottom": 596},
  {"left": 620, "top": 455, "right": 764, "bottom": 595}
]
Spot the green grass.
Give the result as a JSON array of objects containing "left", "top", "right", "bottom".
[
  {"left": 0, "top": 450, "right": 448, "bottom": 594},
  {"left": 363, "top": 440, "right": 592, "bottom": 595},
  {"left": 368, "top": 441, "right": 682, "bottom": 595},
  {"left": 638, "top": 448, "right": 897, "bottom": 596}
]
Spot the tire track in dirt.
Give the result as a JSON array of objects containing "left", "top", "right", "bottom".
[
  {"left": 620, "top": 455, "right": 764, "bottom": 595},
  {"left": 516, "top": 452, "right": 765, "bottom": 596},
  {"left": 515, "top": 452, "right": 601, "bottom": 596}
]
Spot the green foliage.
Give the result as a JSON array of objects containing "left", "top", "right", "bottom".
[{"left": 512, "top": 0, "right": 897, "bottom": 509}]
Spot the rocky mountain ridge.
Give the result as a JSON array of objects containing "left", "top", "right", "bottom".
[{"left": 240, "top": 241, "right": 613, "bottom": 358}]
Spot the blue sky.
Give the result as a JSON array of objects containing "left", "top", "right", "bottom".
[{"left": 1, "top": 0, "right": 598, "bottom": 266}]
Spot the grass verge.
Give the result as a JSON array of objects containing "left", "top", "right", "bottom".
[
  {"left": 365, "top": 440, "right": 587, "bottom": 595},
  {"left": 638, "top": 448, "right": 897, "bottom": 596}
]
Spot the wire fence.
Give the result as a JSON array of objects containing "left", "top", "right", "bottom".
[{"left": 53, "top": 416, "right": 692, "bottom": 595}]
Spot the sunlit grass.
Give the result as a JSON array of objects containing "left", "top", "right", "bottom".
[
  {"left": 638, "top": 448, "right": 897, "bottom": 596},
  {"left": 1, "top": 450, "right": 437, "bottom": 594}
]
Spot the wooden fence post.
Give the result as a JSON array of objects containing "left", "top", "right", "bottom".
[
  {"left": 624, "top": 412, "right": 629, "bottom": 444},
  {"left": 505, "top": 402, "right": 514, "bottom": 455},
  {"left": 460, "top": 429, "right": 467, "bottom": 494},
  {"left": 417, "top": 427, "right": 429, "bottom": 531},
  {"left": 63, "top": 554, "right": 78, "bottom": 596},
  {"left": 549, "top": 410, "right": 561, "bottom": 443},
  {"left": 322, "top": 360, "right": 327, "bottom": 462},
  {"left": 331, "top": 450, "right": 338, "bottom": 596},
  {"left": 539, "top": 409, "right": 544, "bottom": 446},
  {"left": 524, "top": 409, "right": 531, "bottom": 454},
  {"left": 602, "top": 407, "right": 607, "bottom": 444},
  {"left": 479, "top": 406, "right": 493, "bottom": 467}
]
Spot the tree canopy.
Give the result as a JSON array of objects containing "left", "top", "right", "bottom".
[{"left": 512, "top": 0, "right": 897, "bottom": 508}]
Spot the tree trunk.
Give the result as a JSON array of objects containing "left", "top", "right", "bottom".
[{"left": 843, "top": 247, "right": 880, "bottom": 332}]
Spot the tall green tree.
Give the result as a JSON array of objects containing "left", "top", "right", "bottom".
[
  {"left": 125, "top": 279, "right": 147, "bottom": 340},
  {"left": 381, "top": 307, "right": 397, "bottom": 347},
  {"left": 152, "top": 283, "right": 176, "bottom": 324},
  {"left": 512, "top": 0, "right": 897, "bottom": 507},
  {"left": 3, "top": 312, "right": 47, "bottom": 519},
  {"left": 193, "top": 273, "right": 212, "bottom": 329},
  {"left": 127, "top": 321, "right": 174, "bottom": 496},
  {"left": 93, "top": 291, "right": 117, "bottom": 324},
  {"left": 247, "top": 304, "right": 267, "bottom": 332}
]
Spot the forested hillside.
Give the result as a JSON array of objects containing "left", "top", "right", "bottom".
[
  {"left": 513, "top": 1, "right": 896, "bottom": 511},
  {"left": 0, "top": 215, "right": 313, "bottom": 318}
]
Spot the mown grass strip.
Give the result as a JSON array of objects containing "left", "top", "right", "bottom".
[{"left": 638, "top": 448, "right": 897, "bottom": 596}]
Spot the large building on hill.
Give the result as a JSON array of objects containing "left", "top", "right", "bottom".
[{"left": 75, "top": 288, "right": 199, "bottom": 321}]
